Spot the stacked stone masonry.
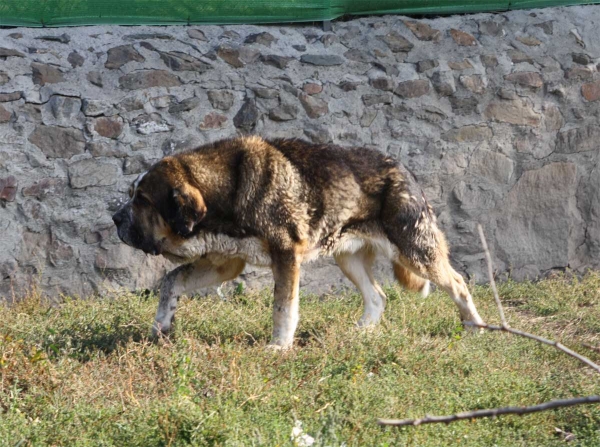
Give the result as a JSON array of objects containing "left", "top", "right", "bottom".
[{"left": 1, "top": 6, "right": 600, "bottom": 298}]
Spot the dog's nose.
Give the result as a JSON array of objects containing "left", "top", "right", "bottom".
[{"left": 112, "top": 212, "right": 123, "bottom": 226}]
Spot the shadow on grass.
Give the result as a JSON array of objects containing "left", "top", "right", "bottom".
[{"left": 40, "top": 317, "right": 149, "bottom": 363}]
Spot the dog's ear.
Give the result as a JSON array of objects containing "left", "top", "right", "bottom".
[{"left": 171, "top": 184, "right": 206, "bottom": 236}]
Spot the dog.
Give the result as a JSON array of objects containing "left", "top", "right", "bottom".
[{"left": 112, "top": 136, "right": 484, "bottom": 349}]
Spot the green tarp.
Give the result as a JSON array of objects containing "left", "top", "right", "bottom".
[{"left": 0, "top": 0, "right": 598, "bottom": 27}]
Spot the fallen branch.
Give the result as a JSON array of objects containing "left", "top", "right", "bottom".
[
  {"left": 378, "top": 396, "right": 600, "bottom": 427},
  {"left": 464, "top": 322, "right": 600, "bottom": 374},
  {"left": 378, "top": 224, "right": 600, "bottom": 427}
]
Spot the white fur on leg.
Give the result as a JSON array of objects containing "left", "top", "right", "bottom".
[
  {"left": 420, "top": 280, "right": 431, "bottom": 298},
  {"left": 269, "top": 288, "right": 299, "bottom": 350},
  {"left": 336, "top": 251, "right": 385, "bottom": 327}
]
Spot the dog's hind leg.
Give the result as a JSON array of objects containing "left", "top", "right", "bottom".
[
  {"left": 382, "top": 183, "right": 483, "bottom": 325},
  {"left": 335, "top": 248, "right": 387, "bottom": 327},
  {"left": 152, "top": 257, "right": 245, "bottom": 336}
]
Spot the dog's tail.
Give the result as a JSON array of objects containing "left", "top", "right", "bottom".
[{"left": 393, "top": 262, "right": 430, "bottom": 298}]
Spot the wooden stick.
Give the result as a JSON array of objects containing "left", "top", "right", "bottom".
[{"left": 378, "top": 396, "right": 600, "bottom": 427}]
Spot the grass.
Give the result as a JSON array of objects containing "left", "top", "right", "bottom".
[{"left": 1, "top": 272, "right": 599, "bottom": 446}]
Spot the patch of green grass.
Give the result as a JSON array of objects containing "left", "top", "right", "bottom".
[{"left": 1, "top": 273, "right": 599, "bottom": 446}]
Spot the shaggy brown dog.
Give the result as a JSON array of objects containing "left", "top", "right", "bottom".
[{"left": 112, "top": 136, "right": 483, "bottom": 348}]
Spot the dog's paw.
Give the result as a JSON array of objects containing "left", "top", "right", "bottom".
[
  {"left": 151, "top": 320, "right": 173, "bottom": 338},
  {"left": 264, "top": 341, "right": 293, "bottom": 352}
]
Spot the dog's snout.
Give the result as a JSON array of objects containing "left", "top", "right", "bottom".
[{"left": 112, "top": 210, "right": 124, "bottom": 226}]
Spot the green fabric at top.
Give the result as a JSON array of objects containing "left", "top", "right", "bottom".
[{"left": 0, "top": 0, "right": 598, "bottom": 27}]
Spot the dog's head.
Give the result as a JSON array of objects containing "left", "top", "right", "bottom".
[{"left": 112, "top": 159, "right": 207, "bottom": 255}]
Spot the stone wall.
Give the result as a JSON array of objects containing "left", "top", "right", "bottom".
[{"left": 1, "top": 5, "right": 600, "bottom": 299}]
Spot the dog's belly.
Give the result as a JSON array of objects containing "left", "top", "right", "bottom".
[{"left": 162, "top": 230, "right": 397, "bottom": 267}]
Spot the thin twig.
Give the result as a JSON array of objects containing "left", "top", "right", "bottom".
[
  {"left": 477, "top": 224, "right": 507, "bottom": 327},
  {"left": 378, "top": 227, "right": 600, "bottom": 428},
  {"left": 464, "top": 322, "right": 600, "bottom": 374},
  {"left": 378, "top": 396, "right": 600, "bottom": 426}
]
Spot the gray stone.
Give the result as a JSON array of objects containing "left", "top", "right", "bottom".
[
  {"left": 504, "top": 71, "right": 543, "bottom": 88},
  {"left": 534, "top": 21, "right": 554, "bottom": 35},
  {"left": 300, "top": 54, "right": 345, "bottom": 66},
  {"left": 82, "top": 99, "right": 113, "bottom": 117},
  {"left": 431, "top": 71, "right": 456, "bottom": 96},
  {"left": 168, "top": 97, "right": 201, "bottom": 114},
  {"left": 252, "top": 87, "right": 279, "bottom": 99},
  {"left": 403, "top": 20, "right": 441, "bottom": 41},
  {"left": 28, "top": 126, "right": 85, "bottom": 158},
  {"left": 199, "top": 112, "right": 227, "bottom": 130},
  {"left": 0, "top": 71, "right": 9, "bottom": 85},
  {"left": 133, "top": 113, "right": 172, "bottom": 135},
  {"left": 36, "top": 33, "right": 70, "bottom": 44},
  {"left": 343, "top": 49, "right": 373, "bottom": 63},
  {"left": 0, "top": 105, "right": 11, "bottom": 123},
  {"left": 299, "top": 93, "right": 328, "bottom": 118},
  {"left": 69, "top": 159, "right": 119, "bottom": 188},
  {"left": 87, "top": 141, "right": 128, "bottom": 158},
  {"left": 572, "top": 53, "right": 592, "bottom": 65},
  {"left": 394, "top": 80, "right": 430, "bottom": 98},
  {"left": 188, "top": 29, "right": 208, "bottom": 41},
  {"left": 233, "top": 99, "right": 259, "bottom": 131},
  {"left": 125, "top": 33, "right": 173, "bottom": 40},
  {"left": 92, "top": 117, "right": 124, "bottom": 139},
  {"left": 0, "top": 176, "right": 17, "bottom": 202},
  {"left": 484, "top": 100, "right": 541, "bottom": 126},
  {"left": 362, "top": 93, "right": 392, "bottom": 107},
  {"left": 555, "top": 126, "right": 600, "bottom": 153},
  {"left": 269, "top": 104, "right": 298, "bottom": 121},
  {"left": 0, "top": 91, "right": 23, "bottom": 102},
  {"left": 582, "top": 81, "right": 600, "bottom": 102},
  {"left": 481, "top": 54, "right": 498, "bottom": 68},
  {"left": 158, "top": 51, "right": 212, "bottom": 72},
  {"left": 450, "top": 29, "right": 477, "bottom": 46},
  {"left": 379, "top": 31, "right": 414, "bottom": 53},
  {"left": 260, "top": 54, "right": 293, "bottom": 69},
  {"left": 496, "top": 163, "right": 579, "bottom": 275},
  {"left": 459, "top": 75, "right": 486, "bottom": 94},
  {"left": 217, "top": 45, "right": 243, "bottom": 68},
  {"left": 245, "top": 32, "right": 276, "bottom": 47},
  {"left": 87, "top": 71, "right": 103, "bottom": 87},
  {"left": 479, "top": 21, "right": 504, "bottom": 36},
  {"left": 208, "top": 90, "right": 234, "bottom": 110},
  {"left": 448, "top": 96, "right": 479, "bottom": 115},
  {"left": 123, "top": 155, "right": 154, "bottom": 175},
  {"left": 67, "top": 51, "right": 84, "bottom": 68},
  {"left": 516, "top": 35, "right": 542, "bottom": 46},
  {"left": 470, "top": 149, "right": 515, "bottom": 184},
  {"left": 417, "top": 59, "right": 438, "bottom": 73},
  {"left": 118, "top": 97, "right": 145, "bottom": 112},
  {"left": 118, "top": 70, "right": 181, "bottom": 90},
  {"left": 370, "top": 77, "right": 394, "bottom": 91},
  {"left": 41, "top": 96, "right": 82, "bottom": 127},
  {"left": 442, "top": 125, "right": 492, "bottom": 143},
  {"left": 566, "top": 66, "right": 593, "bottom": 80},
  {"left": 22, "top": 177, "right": 67, "bottom": 200},
  {"left": 105, "top": 45, "right": 144, "bottom": 69},
  {"left": 0, "top": 47, "right": 25, "bottom": 58},
  {"left": 31, "top": 63, "right": 64, "bottom": 86},
  {"left": 507, "top": 50, "right": 533, "bottom": 64},
  {"left": 448, "top": 59, "right": 473, "bottom": 70}
]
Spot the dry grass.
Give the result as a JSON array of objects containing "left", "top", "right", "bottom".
[{"left": 1, "top": 272, "right": 599, "bottom": 446}]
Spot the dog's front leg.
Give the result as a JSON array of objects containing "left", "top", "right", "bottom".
[
  {"left": 153, "top": 258, "right": 245, "bottom": 336},
  {"left": 269, "top": 250, "right": 302, "bottom": 350}
]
